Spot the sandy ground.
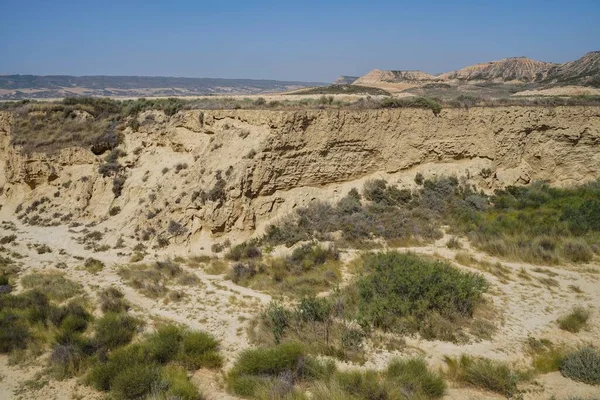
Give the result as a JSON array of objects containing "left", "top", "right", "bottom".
[
  {"left": 512, "top": 85, "right": 600, "bottom": 97},
  {"left": 353, "top": 82, "right": 418, "bottom": 94},
  {"left": 0, "top": 216, "right": 599, "bottom": 399}
]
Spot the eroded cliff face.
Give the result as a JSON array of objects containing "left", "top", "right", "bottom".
[{"left": 1, "top": 106, "right": 599, "bottom": 245}]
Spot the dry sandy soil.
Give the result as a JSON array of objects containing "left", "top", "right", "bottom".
[{"left": 0, "top": 212, "right": 599, "bottom": 399}]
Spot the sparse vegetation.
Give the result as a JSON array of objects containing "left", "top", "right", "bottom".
[
  {"left": 227, "top": 242, "right": 341, "bottom": 297},
  {"left": 20, "top": 272, "right": 83, "bottom": 301},
  {"left": 263, "top": 179, "right": 468, "bottom": 247},
  {"left": 227, "top": 341, "right": 445, "bottom": 399},
  {"left": 463, "top": 181, "right": 600, "bottom": 264},
  {"left": 380, "top": 96, "right": 443, "bottom": 115},
  {"left": 117, "top": 259, "right": 197, "bottom": 298},
  {"left": 294, "top": 84, "right": 390, "bottom": 96}
]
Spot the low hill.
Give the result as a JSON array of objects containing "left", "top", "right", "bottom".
[
  {"left": 540, "top": 51, "right": 600, "bottom": 87},
  {"left": 290, "top": 84, "right": 390, "bottom": 96},
  {"left": 439, "top": 57, "right": 555, "bottom": 83},
  {"left": 354, "top": 69, "right": 438, "bottom": 85}
]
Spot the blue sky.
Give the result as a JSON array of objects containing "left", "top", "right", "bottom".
[{"left": 0, "top": 0, "right": 598, "bottom": 82}]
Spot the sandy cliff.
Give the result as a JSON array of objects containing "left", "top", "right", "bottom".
[{"left": 1, "top": 106, "right": 599, "bottom": 245}]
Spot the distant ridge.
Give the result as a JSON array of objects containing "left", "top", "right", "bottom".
[
  {"left": 333, "top": 76, "right": 359, "bottom": 85},
  {"left": 353, "top": 51, "right": 600, "bottom": 87},
  {"left": 0, "top": 75, "right": 328, "bottom": 99},
  {"left": 439, "top": 57, "right": 555, "bottom": 83}
]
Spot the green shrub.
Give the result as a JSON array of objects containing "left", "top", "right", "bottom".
[
  {"left": 464, "top": 181, "right": 600, "bottom": 264},
  {"left": 532, "top": 346, "right": 566, "bottom": 373},
  {"left": 111, "top": 364, "right": 159, "bottom": 399},
  {"left": 262, "top": 178, "right": 476, "bottom": 248},
  {"left": 560, "top": 347, "right": 600, "bottom": 385},
  {"left": 558, "top": 307, "right": 591, "bottom": 333},
  {"left": 162, "top": 364, "right": 203, "bottom": 400},
  {"left": 0, "top": 310, "right": 30, "bottom": 353},
  {"left": 387, "top": 358, "right": 446, "bottom": 398},
  {"left": 60, "top": 314, "right": 89, "bottom": 334},
  {"left": 145, "top": 324, "right": 184, "bottom": 363},
  {"left": 226, "top": 241, "right": 262, "bottom": 261},
  {"left": 265, "top": 302, "right": 291, "bottom": 344},
  {"left": 228, "top": 374, "right": 261, "bottom": 397},
  {"left": 93, "top": 312, "right": 139, "bottom": 350},
  {"left": 178, "top": 331, "right": 222, "bottom": 370},
  {"left": 87, "top": 344, "right": 149, "bottom": 391},
  {"left": 334, "top": 369, "right": 389, "bottom": 399},
  {"left": 289, "top": 243, "right": 339, "bottom": 271},
  {"left": 354, "top": 252, "right": 487, "bottom": 336},
  {"left": 230, "top": 341, "right": 306, "bottom": 378}
]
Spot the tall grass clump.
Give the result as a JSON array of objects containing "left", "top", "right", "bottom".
[
  {"left": 445, "top": 355, "right": 522, "bottom": 397},
  {"left": 526, "top": 337, "right": 567, "bottom": 374},
  {"left": 558, "top": 306, "right": 591, "bottom": 333},
  {"left": 386, "top": 358, "right": 446, "bottom": 398}
]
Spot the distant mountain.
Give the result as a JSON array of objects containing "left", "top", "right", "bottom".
[
  {"left": 439, "top": 57, "right": 555, "bottom": 83},
  {"left": 0, "top": 75, "right": 327, "bottom": 99},
  {"left": 539, "top": 51, "right": 600, "bottom": 87},
  {"left": 333, "top": 76, "right": 359, "bottom": 85},
  {"left": 353, "top": 51, "right": 600, "bottom": 88}
]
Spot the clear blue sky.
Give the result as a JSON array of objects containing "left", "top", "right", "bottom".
[{"left": 1, "top": 0, "right": 598, "bottom": 82}]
